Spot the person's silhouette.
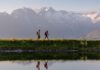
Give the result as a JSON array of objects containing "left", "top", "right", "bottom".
[
  {"left": 45, "top": 30, "right": 49, "bottom": 39},
  {"left": 36, "top": 29, "right": 40, "bottom": 39}
]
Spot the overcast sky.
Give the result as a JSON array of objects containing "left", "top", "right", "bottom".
[{"left": 0, "top": 0, "right": 100, "bottom": 13}]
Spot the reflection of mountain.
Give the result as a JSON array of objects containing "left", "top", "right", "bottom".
[
  {"left": 48, "top": 61, "right": 66, "bottom": 67},
  {"left": 12, "top": 61, "right": 33, "bottom": 65},
  {"left": 0, "top": 7, "right": 100, "bottom": 38},
  {"left": 12, "top": 60, "right": 65, "bottom": 67}
]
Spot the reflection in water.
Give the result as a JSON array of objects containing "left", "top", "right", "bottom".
[
  {"left": 1, "top": 60, "right": 100, "bottom": 70},
  {"left": 44, "top": 61, "right": 48, "bottom": 69},
  {"left": 36, "top": 61, "right": 48, "bottom": 70},
  {"left": 36, "top": 61, "right": 40, "bottom": 70}
]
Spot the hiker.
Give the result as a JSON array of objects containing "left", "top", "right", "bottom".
[
  {"left": 44, "top": 30, "right": 49, "bottom": 39},
  {"left": 36, "top": 29, "right": 40, "bottom": 39}
]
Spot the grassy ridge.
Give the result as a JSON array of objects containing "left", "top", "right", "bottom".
[
  {"left": 0, "top": 39, "right": 99, "bottom": 60},
  {"left": 0, "top": 39, "right": 99, "bottom": 50}
]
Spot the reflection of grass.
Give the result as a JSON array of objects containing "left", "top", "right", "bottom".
[
  {"left": 0, "top": 52, "right": 85, "bottom": 60},
  {"left": 0, "top": 52, "right": 100, "bottom": 60}
]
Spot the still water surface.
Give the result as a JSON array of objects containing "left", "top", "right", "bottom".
[{"left": 0, "top": 60, "right": 100, "bottom": 70}]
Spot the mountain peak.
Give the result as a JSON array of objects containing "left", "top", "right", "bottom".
[
  {"left": 40, "top": 7, "right": 55, "bottom": 12},
  {"left": 11, "top": 7, "right": 36, "bottom": 15}
]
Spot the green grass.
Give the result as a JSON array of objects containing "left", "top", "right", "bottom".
[
  {"left": 0, "top": 39, "right": 99, "bottom": 50},
  {"left": 0, "top": 39, "right": 99, "bottom": 60}
]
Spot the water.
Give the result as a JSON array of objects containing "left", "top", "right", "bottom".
[{"left": 0, "top": 60, "right": 100, "bottom": 70}]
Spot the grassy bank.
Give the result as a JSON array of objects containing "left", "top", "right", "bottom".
[
  {"left": 0, "top": 39, "right": 99, "bottom": 50},
  {"left": 0, "top": 39, "right": 99, "bottom": 60}
]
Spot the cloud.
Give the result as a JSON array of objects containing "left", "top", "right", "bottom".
[{"left": 0, "top": 7, "right": 99, "bottom": 39}]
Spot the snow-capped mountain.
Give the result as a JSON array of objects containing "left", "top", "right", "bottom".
[
  {"left": 0, "top": 7, "right": 99, "bottom": 39},
  {"left": 82, "top": 12, "right": 100, "bottom": 23}
]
